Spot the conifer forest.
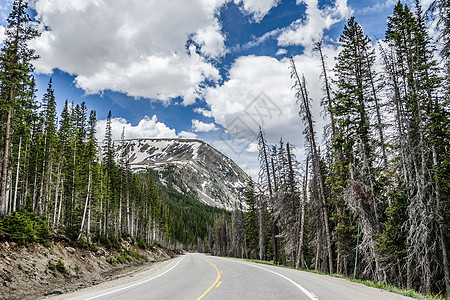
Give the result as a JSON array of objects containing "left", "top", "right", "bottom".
[{"left": 0, "top": 0, "right": 449, "bottom": 298}]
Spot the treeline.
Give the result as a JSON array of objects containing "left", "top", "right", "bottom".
[
  {"left": 210, "top": 1, "right": 449, "bottom": 297},
  {"left": 0, "top": 0, "right": 222, "bottom": 250}
]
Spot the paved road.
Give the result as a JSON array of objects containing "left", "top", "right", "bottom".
[{"left": 64, "top": 253, "right": 411, "bottom": 300}]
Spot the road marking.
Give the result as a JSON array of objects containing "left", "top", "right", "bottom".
[
  {"left": 216, "top": 281, "right": 222, "bottom": 288},
  {"left": 196, "top": 256, "right": 221, "bottom": 300},
  {"left": 214, "top": 257, "right": 318, "bottom": 300},
  {"left": 83, "top": 255, "right": 186, "bottom": 300}
]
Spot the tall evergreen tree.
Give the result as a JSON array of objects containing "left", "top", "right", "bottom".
[
  {"left": 385, "top": 1, "right": 447, "bottom": 293},
  {"left": 0, "top": 0, "right": 39, "bottom": 215},
  {"left": 332, "top": 17, "right": 385, "bottom": 282}
]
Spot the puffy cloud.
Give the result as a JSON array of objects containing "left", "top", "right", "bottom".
[
  {"left": 205, "top": 55, "right": 295, "bottom": 145},
  {"left": 245, "top": 142, "right": 258, "bottom": 153},
  {"left": 193, "top": 19, "right": 227, "bottom": 59},
  {"left": 234, "top": 0, "right": 281, "bottom": 22},
  {"left": 96, "top": 115, "right": 177, "bottom": 141},
  {"left": 205, "top": 46, "right": 340, "bottom": 156},
  {"left": 192, "top": 119, "right": 219, "bottom": 132},
  {"left": 194, "top": 107, "right": 213, "bottom": 118},
  {"left": 277, "top": 0, "right": 351, "bottom": 48},
  {"left": 30, "top": 0, "right": 227, "bottom": 104}
]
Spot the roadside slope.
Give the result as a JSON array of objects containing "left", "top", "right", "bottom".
[{"left": 0, "top": 240, "right": 172, "bottom": 300}]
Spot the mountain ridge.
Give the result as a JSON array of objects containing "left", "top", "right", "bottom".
[{"left": 113, "top": 138, "right": 250, "bottom": 210}]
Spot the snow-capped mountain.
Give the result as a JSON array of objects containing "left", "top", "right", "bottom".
[{"left": 114, "top": 138, "right": 250, "bottom": 210}]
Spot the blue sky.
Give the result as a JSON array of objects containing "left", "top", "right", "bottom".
[{"left": 0, "top": 0, "right": 430, "bottom": 178}]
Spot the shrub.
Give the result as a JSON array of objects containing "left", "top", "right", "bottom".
[
  {"left": 106, "top": 257, "right": 116, "bottom": 264},
  {"left": 1, "top": 211, "right": 49, "bottom": 245},
  {"left": 48, "top": 259, "right": 66, "bottom": 273},
  {"left": 55, "top": 259, "right": 66, "bottom": 273},
  {"left": 137, "top": 240, "right": 148, "bottom": 250},
  {"left": 117, "top": 251, "right": 132, "bottom": 264}
]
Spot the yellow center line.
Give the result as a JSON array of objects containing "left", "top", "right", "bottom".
[
  {"left": 216, "top": 281, "right": 222, "bottom": 288},
  {"left": 196, "top": 256, "right": 222, "bottom": 300}
]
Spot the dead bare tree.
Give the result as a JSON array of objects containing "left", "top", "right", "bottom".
[{"left": 290, "top": 57, "right": 334, "bottom": 274}]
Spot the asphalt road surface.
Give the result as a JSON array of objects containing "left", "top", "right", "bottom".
[{"left": 63, "top": 253, "right": 411, "bottom": 300}]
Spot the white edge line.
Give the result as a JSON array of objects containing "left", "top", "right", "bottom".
[
  {"left": 83, "top": 255, "right": 186, "bottom": 300},
  {"left": 213, "top": 256, "right": 318, "bottom": 300}
]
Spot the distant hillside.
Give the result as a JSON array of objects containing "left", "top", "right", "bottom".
[{"left": 113, "top": 138, "right": 250, "bottom": 210}]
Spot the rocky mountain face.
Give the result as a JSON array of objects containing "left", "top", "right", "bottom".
[{"left": 114, "top": 138, "right": 250, "bottom": 210}]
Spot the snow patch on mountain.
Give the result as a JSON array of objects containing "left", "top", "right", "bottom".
[{"left": 114, "top": 138, "right": 250, "bottom": 210}]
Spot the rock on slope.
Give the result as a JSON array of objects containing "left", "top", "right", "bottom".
[
  {"left": 0, "top": 240, "right": 170, "bottom": 300},
  {"left": 114, "top": 138, "right": 250, "bottom": 210}
]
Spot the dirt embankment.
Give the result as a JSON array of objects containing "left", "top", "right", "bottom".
[{"left": 0, "top": 240, "right": 173, "bottom": 300}]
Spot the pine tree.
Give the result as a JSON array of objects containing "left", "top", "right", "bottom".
[
  {"left": 244, "top": 180, "right": 259, "bottom": 259},
  {"left": 332, "top": 17, "right": 385, "bottom": 281},
  {"left": 386, "top": 1, "right": 447, "bottom": 293},
  {"left": 429, "top": 0, "right": 450, "bottom": 62},
  {"left": 0, "top": 0, "right": 39, "bottom": 215}
]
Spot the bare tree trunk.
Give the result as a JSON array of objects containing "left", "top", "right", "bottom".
[
  {"left": 78, "top": 163, "right": 91, "bottom": 240},
  {"left": 296, "top": 157, "right": 308, "bottom": 269},
  {"left": 32, "top": 152, "right": 38, "bottom": 211},
  {"left": 314, "top": 40, "right": 336, "bottom": 138},
  {"left": 45, "top": 159, "right": 53, "bottom": 226},
  {"left": 22, "top": 141, "right": 29, "bottom": 208},
  {"left": 364, "top": 48, "right": 388, "bottom": 168},
  {"left": 119, "top": 192, "right": 122, "bottom": 235},
  {"left": 6, "top": 169, "right": 12, "bottom": 214},
  {"left": 57, "top": 179, "right": 64, "bottom": 226},
  {"left": 433, "top": 146, "right": 450, "bottom": 295},
  {"left": 126, "top": 172, "right": 130, "bottom": 235},
  {"left": 87, "top": 199, "right": 91, "bottom": 244},
  {"left": 71, "top": 141, "right": 76, "bottom": 223},
  {"left": 439, "top": 224, "right": 450, "bottom": 295},
  {"left": 0, "top": 106, "right": 13, "bottom": 215},
  {"left": 290, "top": 58, "right": 333, "bottom": 274},
  {"left": 12, "top": 137, "right": 22, "bottom": 213},
  {"left": 36, "top": 137, "right": 48, "bottom": 215},
  {"left": 53, "top": 160, "right": 62, "bottom": 227},
  {"left": 258, "top": 195, "right": 266, "bottom": 261}
]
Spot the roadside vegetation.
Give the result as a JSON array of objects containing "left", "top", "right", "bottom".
[{"left": 208, "top": 1, "right": 450, "bottom": 298}]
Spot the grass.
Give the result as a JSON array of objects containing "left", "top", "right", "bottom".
[
  {"left": 48, "top": 258, "right": 66, "bottom": 274},
  {"left": 217, "top": 256, "right": 443, "bottom": 300}
]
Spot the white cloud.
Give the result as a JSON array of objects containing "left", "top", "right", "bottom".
[
  {"left": 30, "top": 0, "right": 227, "bottom": 105},
  {"left": 234, "top": 0, "right": 281, "bottom": 22},
  {"left": 205, "top": 46, "right": 340, "bottom": 160},
  {"left": 179, "top": 131, "right": 198, "bottom": 139},
  {"left": 205, "top": 55, "right": 297, "bottom": 145},
  {"left": 278, "top": 0, "right": 351, "bottom": 48},
  {"left": 239, "top": 28, "right": 281, "bottom": 51},
  {"left": 0, "top": 26, "right": 5, "bottom": 44},
  {"left": 194, "top": 107, "right": 213, "bottom": 118},
  {"left": 358, "top": 0, "right": 397, "bottom": 15},
  {"left": 96, "top": 115, "right": 177, "bottom": 141},
  {"left": 192, "top": 119, "right": 219, "bottom": 132},
  {"left": 193, "top": 18, "right": 227, "bottom": 59},
  {"left": 246, "top": 142, "right": 258, "bottom": 153},
  {"left": 276, "top": 48, "right": 288, "bottom": 56}
]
